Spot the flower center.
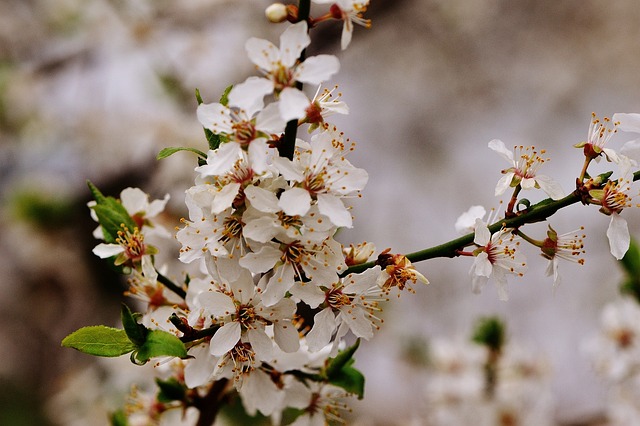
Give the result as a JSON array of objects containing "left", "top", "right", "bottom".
[
  {"left": 220, "top": 216, "right": 244, "bottom": 244},
  {"left": 326, "top": 287, "right": 351, "bottom": 309},
  {"left": 117, "top": 225, "right": 146, "bottom": 261},
  {"left": 232, "top": 120, "right": 257, "bottom": 146}
]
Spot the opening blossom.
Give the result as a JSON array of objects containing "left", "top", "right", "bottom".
[
  {"left": 245, "top": 21, "right": 340, "bottom": 94},
  {"left": 314, "top": 0, "right": 371, "bottom": 50},
  {"left": 469, "top": 218, "right": 527, "bottom": 301},
  {"left": 539, "top": 225, "right": 585, "bottom": 288},
  {"left": 489, "top": 139, "right": 564, "bottom": 200}
]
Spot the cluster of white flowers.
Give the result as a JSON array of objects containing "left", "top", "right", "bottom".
[
  {"left": 71, "top": 1, "right": 640, "bottom": 424},
  {"left": 584, "top": 297, "right": 640, "bottom": 424},
  {"left": 424, "top": 339, "right": 554, "bottom": 426}
]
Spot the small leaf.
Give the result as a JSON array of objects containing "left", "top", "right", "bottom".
[
  {"left": 134, "top": 329, "right": 188, "bottom": 364},
  {"left": 88, "top": 182, "right": 137, "bottom": 244},
  {"left": 195, "top": 87, "right": 204, "bottom": 105},
  {"left": 324, "top": 339, "right": 360, "bottom": 379},
  {"left": 121, "top": 304, "right": 147, "bottom": 346},
  {"left": 219, "top": 84, "right": 233, "bottom": 106},
  {"left": 472, "top": 316, "right": 505, "bottom": 352},
  {"left": 110, "top": 410, "right": 129, "bottom": 426},
  {"left": 62, "top": 326, "right": 136, "bottom": 357},
  {"left": 157, "top": 146, "right": 207, "bottom": 161},
  {"left": 621, "top": 238, "right": 640, "bottom": 277},
  {"left": 328, "top": 365, "right": 365, "bottom": 399},
  {"left": 155, "top": 377, "right": 186, "bottom": 403}
]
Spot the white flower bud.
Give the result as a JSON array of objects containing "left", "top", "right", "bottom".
[{"left": 265, "top": 3, "right": 288, "bottom": 23}]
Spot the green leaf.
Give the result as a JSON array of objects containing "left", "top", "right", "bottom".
[
  {"left": 155, "top": 377, "right": 186, "bottom": 403},
  {"left": 157, "top": 146, "right": 207, "bottom": 160},
  {"left": 87, "top": 181, "right": 137, "bottom": 244},
  {"left": 621, "top": 238, "right": 640, "bottom": 277},
  {"left": 321, "top": 339, "right": 365, "bottom": 398},
  {"left": 61, "top": 326, "right": 136, "bottom": 357},
  {"left": 110, "top": 410, "right": 129, "bottom": 426},
  {"left": 195, "top": 87, "right": 204, "bottom": 105},
  {"left": 121, "top": 304, "right": 148, "bottom": 346},
  {"left": 134, "top": 329, "right": 188, "bottom": 364},
  {"left": 471, "top": 316, "right": 506, "bottom": 352},
  {"left": 324, "top": 339, "right": 360, "bottom": 379},
  {"left": 328, "top": 365, "right": 365, "bottom": 399},
  {"left": 219, "top": 84, "right": 233, "bottom": 106}
]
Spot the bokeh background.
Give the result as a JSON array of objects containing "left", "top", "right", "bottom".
[{"left": 1, "top": 0, "right": 640, "bottom": 424}]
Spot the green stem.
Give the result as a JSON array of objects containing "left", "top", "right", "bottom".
[{"left": 343, "top": 169, "right": 640, "bottom": 276}]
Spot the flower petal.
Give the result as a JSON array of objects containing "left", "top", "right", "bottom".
[
  {"left": 488, "top": 139, "right": 514, "bottom": 163},
  {"left": 607, "top": 213, "right": 630, "bottom": 260},
  {"left": 278, "top": 187, "right": 312, "bottom": 217},
  {"left": 210, "top": 322, "right": 241, "bottom": 356}
]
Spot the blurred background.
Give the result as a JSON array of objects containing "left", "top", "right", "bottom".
[{"left": 1, "top": 0, "right": 640, "bottom": 424}]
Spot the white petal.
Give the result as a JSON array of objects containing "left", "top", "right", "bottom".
[
  {"left": 248, "top": 328, "right": 274, "bottom": 361},
  {"left": 488, "top": 139, "right": 514, "bottom": 163},
  {"left": 256, "top": 101, "right": 287, "bottom": 134},
  {"left": 289, "top": 281, "right": 326, "bottom": 308},
  {"left": 492, "top": 268, "right": 509, "bottom": 301},
  {"left": 613, "top": 113, "right": 640, "bottom": 133},
  {"left": 621, "top": 139, "right": 640, "bottom": 162},
  {"left": 294, "top": 55, "right": 340, "bottom": 85},
  {"left": 340, "top": 20, "right": 353, "bottom": 50},
  {"left": 120, "top": 188, "right": 148, "bottom": 215},
  {"left": 245, "top": 38, "right": 280, "bottom": 71},
  {"left": 197, "top": 102, "right": 232, "bottom": 134},
  {"left": 228, "top": 76, "right": 273, "bottom": 114},
  {"left": 141, "top": 255, "right": 157, "bottom": 283},
  {"left": 495, "top": 173, "right": 514, "bottom": 196},
  {"left": 278, "top": 187, "right": 312, "bottom": 216},
  {"left": 279, "top": 22, "right": 310, "bottom": 67},
  {"left": 92, "top": 243, "right": 123, "bottom": 258},
  {"left": 211, "top": 182, "right": 240, "bottom": 214},
  {"left": 340, "top": 308, "right": 374, "bottom": 340},
  {"left": 239, "top": 244, "right": 282, "bottom": 274},
  {"left": 535, "top": 175, "right": 565, "bottom": 200},
  {"left": 455, "top": 205, "right": 486, "bottom": 234},
  {"left": 273, "top": 321, "right": 300, "bottom": 353},
  {"left": 244, "top": 185, "right": 279, "bottom": 213},
  {"left": 197, "top": 291, "right": 236, "bottom": 317},
  {"left": 184, "top": 343, "right": 216, "bottom": 388},
  {"left": 261, "top": 267, "right": 296, "bottom": 307},
  {"left": 210, "top": 322, "right": 241, "bottom": 356},
  {"left": 607, "top": 213, "right": 630, "bottom": 260},
  {"left": 243, "top": 215, "right": 279, "bottom": 243},
  {"left": 306, "top": 308, "right": 337, "bottom": 352},
  {"left": 279, "top": 87, "right": 311, "bottom": 122},
  {"left": 473, "top": 219, "right": 490, "bottom": 246},
  {"left": 317, "top": 194, "right": 352, "bottom": 227},
  {"left": 196, "top": 143, "right": 240, "bottom": 177},
  {"left": 472, "top": 251, "right": 493, "bottom": 278},
  {"left": 248, "top": 138, "right": 272, "bottom": 175}
]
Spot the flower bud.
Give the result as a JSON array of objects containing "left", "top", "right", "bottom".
[{"left": 265, "top": 3, "right": 288, "bottom": 23}]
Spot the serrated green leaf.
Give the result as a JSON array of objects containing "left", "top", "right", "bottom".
[
  {"left": 134, "top": 329, "right": 188, "bottom": 364},
  {"left": 155, "top": 377, "right": 186, "bottom": 403},
  {"left": 328, "top": 365, "right": 365, "bottom": 399},
  {"left": 61, "top": 326, "right": 136, "bottom": 357},
  {"left": 121, "top": 304, "right": 147, "bottom": 346},
  {"left": 157, "top": 146, "right": 207, "bottom": 160},
  {"left": 324, "top": 339, "right": 360, "bottom": 379}
]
